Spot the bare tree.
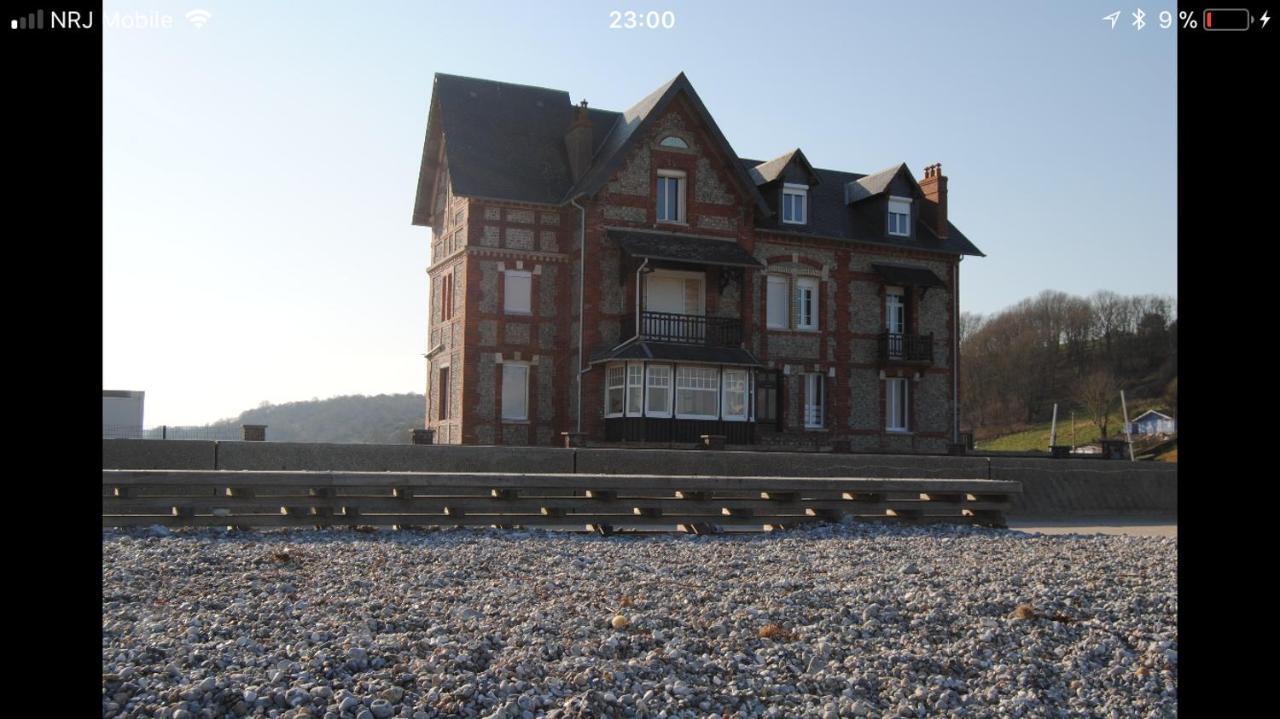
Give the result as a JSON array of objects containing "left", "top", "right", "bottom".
[
  {"left": 1075, "top": 369, "right": 1119, "bottom": 438},
  {"left": 959, "top": 312, "right": 985, "bottom": 347}
]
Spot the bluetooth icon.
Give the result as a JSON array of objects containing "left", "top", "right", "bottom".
[{"left": 1132, "top": 8, "right": 1146, "bottom": 30}]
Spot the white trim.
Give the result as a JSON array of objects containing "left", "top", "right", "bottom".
[
  {"left": 674, "top": 365, "right": 720, "bottom": 420},
  {"left": 721, "top": 368, "right": 750, "bottom": 422},
  {"left": 625, "top": 361, "right": 645, "bottom": 417},
  {"left": 886, "top": 377, "right": 909, "bottom": 432},
  {"left": 803, "top": 373, "right": 824, "bottom": 429},
  {"left": 796, "top": 276, "right": 819, "bottom": 331},
  {"left": 501, "top": 362, "right": 531, "bottom": 422},
  {"left": 782, "top": 184, "right": 807, "bottom": 225},
  {"left": 766, "top": 275, "right": 790, "bottom": 329},
  {"left": 656, "top": 170, "right": 686, "bottom": 224},
  {"left": 888, "top": 196, "right": 912, "bottom": 237},
  {"left": 503, "top": 269, "right": 533, "bottom": 315},
  {"left": 644, "top": 363, "right": 673, "bottom": 418},
  {"left": 604, "top": 363, "right": 626, "bottom": 418}
]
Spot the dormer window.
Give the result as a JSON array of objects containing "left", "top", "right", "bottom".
[
  {"left": 656, "top": 170, "right": 685, "bottom": 223},
  {"left": 888, "top": 196, "right": 912, "bottom": 236},
  {"left": 782, "top": 184, "right": 807, "bottom": 224}
]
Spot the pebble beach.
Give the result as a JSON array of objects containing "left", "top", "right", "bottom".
[{"left": 102, "top": 523, "right": 1177, "bottom": 719}]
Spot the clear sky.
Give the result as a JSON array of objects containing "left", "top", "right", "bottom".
[{"left": 103, "top": 0, "right": 1176, "bottom": 427}]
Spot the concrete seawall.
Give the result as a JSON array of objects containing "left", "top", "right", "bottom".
[{"left": 102, "top": 440, "right": 1176, "bottom": 519}]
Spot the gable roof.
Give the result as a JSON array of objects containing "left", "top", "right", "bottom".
[
  {"left": 411, "top": 73, "right": 983, "bottom": 257},
  {"left": 844, "top": 163, "right": 924, "bottom": 203},
  {"left": 564, "top": 73, "right": 771, "bottom": 215},
  {"left": 1132, "top": 409, "right": 1174, "bottom": 422},
  {"left": 412, "top": 74, "right": 620, "bottom": 225},
  {"left": 749, "top": 148, "right": 821, "bottom": 187}
]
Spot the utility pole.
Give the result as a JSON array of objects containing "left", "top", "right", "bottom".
[
  {"left": 1120, "top": 390, "right": 1135, "bottom": 461},
  {"left": 1049, "top": 403, "right": 1058, "bottom": 449}
]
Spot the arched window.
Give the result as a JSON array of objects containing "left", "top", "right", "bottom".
[{"left": 659, "top": 136, "right": 689, "bottom": 149}]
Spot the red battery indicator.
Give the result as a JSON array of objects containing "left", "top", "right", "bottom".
[{"left": 1204, "top": 8, "right": 1252, "bottom": 30}]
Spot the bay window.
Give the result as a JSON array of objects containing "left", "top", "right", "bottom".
[
  {"left": 626, "top": 362, "right": 644, "bottom": 416},
  {"left": 645, "top": 364, "right": 672, "bottom": 417},
  {"left": 721, "top": 369, "right": 749, "bottom": 421},
  {"left": 675, "top": 366, "right": 719, "bottom": 419},
  {"left": 605, "top": 364, "right": 625, "bottom": 417}
]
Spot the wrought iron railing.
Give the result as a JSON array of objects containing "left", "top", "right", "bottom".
[
  {"left": 624, "top": 311, "right": 744, "bottom": 347},
  {"left": 879, "top": 331, "right": 934, "bottom": 363}
]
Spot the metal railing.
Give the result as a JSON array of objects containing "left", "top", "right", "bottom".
[
  {"left": 879, "top": 331, "right": 934, "bottom": 363},
  {"left": 103, "top": 424, "right": 244, "bottom": 441},
  {"left": 625, "top": 311, "right": 744, "bottom": 346}
]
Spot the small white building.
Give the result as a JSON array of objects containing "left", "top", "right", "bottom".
[
  {"left": 103, "top": 390, "right": 145, "bottom": 438},
  {"left": 1127, "top": 409, "right": 1176, "bottom": 436}
]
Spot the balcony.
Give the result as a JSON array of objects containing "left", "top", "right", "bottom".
[
  {"left": 879, "top": 331, "right": 934, "bottom": 365},
  {"left": 624, "top": 311, "right": 743, "bottom": 347}
]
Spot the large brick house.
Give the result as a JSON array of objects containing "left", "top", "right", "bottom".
[{"left": 412, "top": 73, "right": 983, "bottom": 452}]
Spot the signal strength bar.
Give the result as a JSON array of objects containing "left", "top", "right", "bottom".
[{"left": 10, "top": 10, "right": 44, "bottom": 30}]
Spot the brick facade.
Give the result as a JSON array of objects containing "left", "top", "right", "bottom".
[{"left": 416, "top": 74, "right": 976, "bottom": 452}]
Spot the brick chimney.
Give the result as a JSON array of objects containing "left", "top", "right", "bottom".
[
  {"left": 565, "top": 99, "right": 593, "bottom": 183},
  {"left": 919, "top": 163, "right": 948, "bottom": 239}
]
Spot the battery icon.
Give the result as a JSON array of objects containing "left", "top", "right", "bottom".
[{"left": 1203, "top": 8, "right": 1252, "bottom": 30}]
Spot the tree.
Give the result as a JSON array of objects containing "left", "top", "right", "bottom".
[
  {"left": 1163, "top": 377, "right": 1177, "bottom": 416},
  {"left": 1075, "top": 369, "right": 1120, "bottom": 438}
]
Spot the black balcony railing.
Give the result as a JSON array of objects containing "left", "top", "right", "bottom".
[
  {"left": 879, "top": 331, "right": 934, "bottom": 364},
  {"left": 625, "top": 311, "right": 743, "bottom": 347}
]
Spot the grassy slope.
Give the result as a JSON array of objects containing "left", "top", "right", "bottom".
[{"left": 977, "top": 401, "right": 1165, "bottom": 453}]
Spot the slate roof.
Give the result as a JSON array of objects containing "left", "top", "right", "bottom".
[
  {"left": 748, "top": 148, "right": 820, "bottom": 187},
  {"left": 871, "top": 264, "right": 947, "bottom": 289},
  {"left": 742, "top": 159, "right": 984, "bottom": 257},
  {"left": 844, "top": 163, "right": 910, "bottom": 203},
  {"left": 610, "top": 229, "right": 763, "bottom": 268},
  {"left": 413, "top": 73, "right": 983, "bottom": 257},
  {"left": 412, "top": 74, "right": 621, "bottom": 222},
  {"left": 590, "top": 339, "right": 762, "bottom": 367}
]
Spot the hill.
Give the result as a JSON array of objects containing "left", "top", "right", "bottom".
[{"left": 206, "top": 393, "right": 425, "bottom": 444}]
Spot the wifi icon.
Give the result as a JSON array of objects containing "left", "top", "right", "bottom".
[{"left": 185, "top": 9, "right": 212, "bottom": 29}]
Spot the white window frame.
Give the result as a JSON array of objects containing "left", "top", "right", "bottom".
[
  {"left": 604, "top": 363, "right": 626, "bottom": 418},
  {"left": 721, "top": 369, "right": 750, "bottom": 422},
  {"left": 886, "top": 377, "right": 909, "bottom": 432},
  {"left": 782, "top": 183, "right": 808, "bottom": 224},
  {"left": 884, "top": 286, "right": 906, "bottom": 335},
  {"left": 675, "top": 366, "right": 720, "bottom": 420},
  {"left": 888, "top": 196, "right": 912, "bottom": 237},
  {"left": 503, "top": 269, "right": 532, "bottom": 315},
  {"left": 656, "top": 170, "right": 686, "bottom": 224},
  {"left": 796, "top": 277, "right": 819, "bottom": 331},
  {"left": 804, "top": 373, "right": 825, "bottom": 429},
  {"left": 644, "top": 364, "right": 673, "bottom": 418},
  {"left": 625, "top": 362, "right": 645, "bottom": 417},
  {"left": 501, "top": 362, "right": 530, "bottom": 422},
  {"left": 766, "top": 275, "right": 789, "bottom": 329}
]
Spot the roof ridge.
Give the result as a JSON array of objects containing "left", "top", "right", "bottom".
[{"left": 433, "top": 72, "right": 572, "bottom": 97}]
